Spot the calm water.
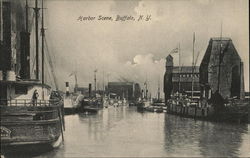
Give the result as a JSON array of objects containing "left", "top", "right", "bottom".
[{"left": 4, "top": 106, "right": 250, "bottom": 157}]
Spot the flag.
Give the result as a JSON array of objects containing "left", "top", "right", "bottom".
[
  {"left": 170, "top": 47, "right": 178, "bottom": 54},
  {"left": 69, "top": 71, "right": 76, "bottom": 77}
]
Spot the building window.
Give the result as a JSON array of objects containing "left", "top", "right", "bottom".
[{"left": 15, "top": 85, "right": 28, "bottom": 94}]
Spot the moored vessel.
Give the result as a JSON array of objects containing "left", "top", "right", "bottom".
[{"left": 0, "top": 0, "right": 64, "bottom": 154}]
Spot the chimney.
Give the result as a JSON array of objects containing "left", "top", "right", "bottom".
[
  {"left": 89, "top": 83, "right": 92, "bottom": 98},
  {"left": 65, "top": 82, "right": 70, "bottom": 97}
]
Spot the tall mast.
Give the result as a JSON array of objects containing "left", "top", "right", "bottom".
[
  {"left": 74, "top": 72, "right": 78, "bottom": 92},
  {"left": 178, "top": 43, "right": 181, "bottom": 93},
  {"left": 145, "top": 75, "right": 148, "bottom": 99},
  {"left": 25, "top": 0, "right": 29, "bottom": 32},
  {"left": 191, "top": 32, "right": 195, "bottom": 100},
  {"left": 102, "top": 70, "right": 105, "bottom": 96},
  {"left": 217, "top": 22, "right": 223, "bottom": 93},
  {"left": 41, "top": 0, "right": 45, "bottom": 99},
  {"left": 74, "top": 61, "right": 78, "bottom": 92},
  {"left": 0, "top": 0, "right": 3, "bottom": 42},
  {"left": 41, "top": 0, "right": 44, "bottom": 84},
  {"left": 157, "top": 78, "right": 160, "bottom": 100},
  {"left": 94, "top": 69, "right": 97, "bottom": 96},
  {"left": 34, "top": 0, "right": 40, "bottom": 80}
]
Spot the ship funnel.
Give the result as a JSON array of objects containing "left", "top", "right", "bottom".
[
  {"left": 65, "top": 82, "right": 70, "bottom": 97},
  {"left": 89, "top": 83, "right": 92, "bottom": 97}
]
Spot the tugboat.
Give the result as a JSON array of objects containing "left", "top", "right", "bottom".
[{"left": 0, "top": 0, "right": 64, "bottom": 154}]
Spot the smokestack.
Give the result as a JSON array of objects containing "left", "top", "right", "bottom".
[
  {"left": 65, "top": 82, "right": 70, "bottom": 97},
  {"left": 89, "top": 83, "right": 92, "bottom": 98}
]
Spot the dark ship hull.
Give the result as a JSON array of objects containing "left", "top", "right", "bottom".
[{"left": 0, "top": 102, "right": 64, "bottom": 154}]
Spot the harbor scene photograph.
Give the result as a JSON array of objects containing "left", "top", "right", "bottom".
[{"left": 0, "top": 0, "right": 249, "bottom": 157}]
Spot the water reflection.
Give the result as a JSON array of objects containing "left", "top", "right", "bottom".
[
  {"left": 164, "top": 114, "right": 249, "bottom": 157},
  {"left": 198, "top": 121, "right": 248, "bottom": 157},
  {"left": 2, "top": 106, "right": 249, "bottom": 157}
]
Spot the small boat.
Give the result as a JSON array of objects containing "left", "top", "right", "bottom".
[{"left": 76, "top": 97, "right": 101, "bottom": 114}]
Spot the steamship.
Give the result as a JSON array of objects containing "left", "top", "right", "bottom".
[{"left": 0, "top": 0, "right": 64, "bottom": 154}]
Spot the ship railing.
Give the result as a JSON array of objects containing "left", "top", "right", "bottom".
[{"left": 0, "top": 99, "right": 62, "bottom": 107}]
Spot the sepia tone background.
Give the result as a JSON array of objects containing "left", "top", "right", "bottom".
[{"left": 36, "top": 0, "right": 249, "bottom": 96}]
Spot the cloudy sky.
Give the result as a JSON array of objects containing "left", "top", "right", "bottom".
[{"left": 36, "top": 0, "right": 249, "bottom": 95}]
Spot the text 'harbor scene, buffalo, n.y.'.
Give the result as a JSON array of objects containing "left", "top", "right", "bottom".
[{"left": 0, "top": 0, "right": 249, "bottom": 157}]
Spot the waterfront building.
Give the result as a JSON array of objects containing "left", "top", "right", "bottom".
[
  {"left": 199, "top": 37, "right": 245, "bottom": 100},
  {"left": 107, "top": 82, "right": 141, "bottom": 101},
  {"left": 172, "top": 66, "right": 200, "bottom": 94},
  {"left": 164, "top": 55, "right": 200, "bottom": 100}
]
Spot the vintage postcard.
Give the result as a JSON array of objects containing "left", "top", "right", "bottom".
[{"left": 0, "top": 0, "right": 249, "bottom": 157}]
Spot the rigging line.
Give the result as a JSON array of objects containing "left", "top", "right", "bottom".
[
  {"left": 45, "top": 38, "right": 54, "bottom": 76},
  {"left": 45, "top": 50, "right": 53, "bottom": 86},
  {"left": 31, "top": 32, "right": 36, "bottom": 75},
  {"left": 194, "top": 51, "right": 200, "bottom": 67},
  {"left": 44, "top": 48, "right": 54, "bottom": 86},
  {"left": 29, "top": 12, "right": 35, "bottom": 33},
  {"left": 45, "top": 56, "right": 53, "bottom": 86},
  {"left": 31, "top": 54, "right": 36, "bottom": 74},
  {"left": 45, "top": 37, "right": 53, "bottom": 70},
  {"left": 45, "top": 37, "right": 58, "bottom": 89},
  {"left": 192, "top": 51, "right": 201, "bottom": 73},
  {"left": 46, "top": 37, "right": 57, "bottom": 71}
]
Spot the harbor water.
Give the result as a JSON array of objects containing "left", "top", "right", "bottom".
[{"left": 5, "top": 106, "right": 250, "bottom": 157}]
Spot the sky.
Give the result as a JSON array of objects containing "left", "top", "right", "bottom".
[{"left": 34, "top": 0, "right": 249, "bottom": 96}]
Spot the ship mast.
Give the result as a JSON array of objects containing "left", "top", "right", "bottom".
[
  {"left": 41, "top": 0, "right": 45, "bottom": 99},
  {"left": 25, "top": 0, "right": 29, "bottom": 32},
  {"left": 74, "top": 72, "right": 78, "bottom": 92},
  {"left": 0, "top": 0, "right": 3, "bottom": 43},
  {"left": 178, "top": 43, "right": 181, "bottom": 93},
  {"left": 34, "top": 0, "right": 40, "bottom": 80},
  {"left": 217, "top": 22, "right": 223, "bottom": 93},
  {"left": 191, "top": 32, "right": 195, "bottom": 100},
  {"left": 94, "top": 69, "right": 97, "bottom": 97},
  {"left": 145, "top": 75, "right": 148, "bottom": 100},
  {"left": 157, "top": 77, "right": 160, "bottom": 100}
]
